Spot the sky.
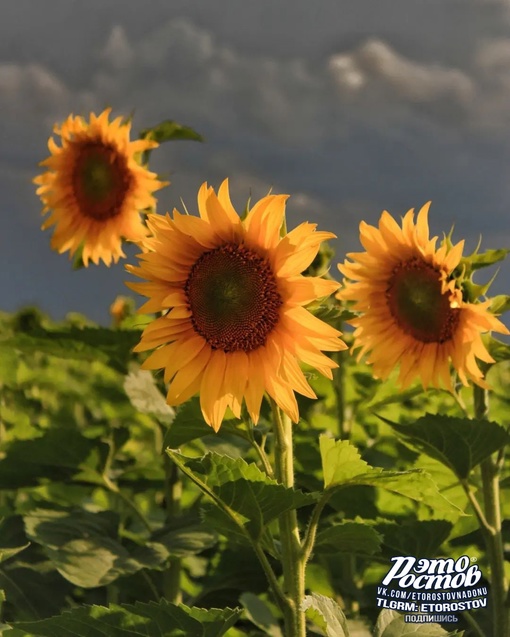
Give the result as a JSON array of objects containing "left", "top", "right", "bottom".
[{"left": 1, "top": 0, "right": 510, "bottom": 326}]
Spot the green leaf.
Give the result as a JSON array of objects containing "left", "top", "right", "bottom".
[
  {"left": 315, "top": 520, "right": 382, "bottom": 556},
  {"left": 320, "top": 436, "right": 370, "bottom": 487},
  {"left": 166, "top": 450, "right": 316, "bottom": 541},
  {"left": 24, "top": 508, "right": 143, "bottom": 588},
  {"left": 0, "top": 544, "right": 30, "bottom": 565},
  {"left": 140, "top": 120, "right": 204, "bottom": 144},
  {"left": 380, "top": 414, "right": 510, "bottom": 480},
  {"left": 319, "top": 437, "right": 460, "bottom": 513},
  {"left": 487, "top": 336, "right": 510, "bottom": 363},
  {"left": 0, "top": 428, "right": 106, "bottom": 488},
  {"left": 138, "top": 514, "right": 218, "bottom": 564},
  {"left": 462, "top": 247, "right": 509, "bottom": 271},
  {"left": 302, "top": 593, "right": 350, "bottom": 637},
  {"left": 12, "top": 600, "right": 241, "bottom": 637},
  {"left": 490, "top": 294, "right": 510, "bottom": 315},
  {"left": 2, "top": 326, "right": 141, "bottom": 373},
  {"left": 374, "top": 609, "right": 463, "bottom": 636},
  {"left": 239, "top": 593, "right": 283, "bottom": 637},
  {"left": 376, "top": 520, "right": 452, "bottom": 558},
  {"left": 163, "top": 397, "right": 247, "bottom": 449},
  {"left": 164, "top": 399, "right": 216, "bottom": 448},
  {"left": 123, "top": 369, "right": 175, "bottom": 424}
]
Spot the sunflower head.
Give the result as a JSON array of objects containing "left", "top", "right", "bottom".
[
  {"left": 127, "top": 179, "right": 347, "bottom": 431},
  {"left": 338, "top": 203, "right": 509, "bottom": 390},
  {"left": 34, "top": 108, "right": 167, "bottom": 266}
]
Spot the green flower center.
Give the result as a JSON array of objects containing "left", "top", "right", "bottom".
[
  {"left": 72, "top": 142, "right": 131, "bottom": 221},
  {"left": 185, "top": 243, "right": 283, "bottom": 352},
  {"left": 386, "top": 258, "right": 460, "bottom": 343}
]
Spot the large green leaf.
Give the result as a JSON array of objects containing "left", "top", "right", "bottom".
[
  {"left": 11, "top": 600, "right": 241, "bottom": 637},
  {"left": 166, "top": 451, "right": 316, "bottom": 541},
  {"left": 163, "top": 397, "right": 246, "bottom": 450},
  {"left": 380, "top": 414, "right": 510, "bottom": 480},
  {"left": 302, "top": 593, "right": 350, "bottom": 637},
  {"left": 163, "top": 399, "right": 215, "bottom": 448},
  {"left": 0, "top": 429, "right": 106, "bottom": 489},
  {"left": 24, "top": 508, "right": 144, "bottom": 588},
  {"left": 376, "top": 520, "right": 452, "bottom": 558},
  {"left": 239, "top": 593, "right": 283, "bottom": 637},
  {"left": 319, "top": 436, "right": 459, "bottom": 512},
  {"left": 135, "top": 513, "right": 218, "bottom": 564},
  {"left": 315, "top": 520, "right": 382, "bottom": 556},
  {"left": 320, "top": 436, "right": 370, "bottom": 487},
  {"left": 3, "top": 327, "right": 141, "bottom": 373}
]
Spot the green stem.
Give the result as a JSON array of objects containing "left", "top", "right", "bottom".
[
  {"left": 246, "top": 424, "right": 274, "bottom": 478},
  {"left": 103, "top": 475, "right": 152, "bottom": 533},
  {"left": 462, "top": 609, "right": 488, "bottom": 637},
  {"left": 333, "top": 347, "right": 349, "bottom": 440},
  {"left": 270, "top": 400, "right": 306, "bottom": 637},
  {"left": 301, "top": 492, "right": 332, "bottom": 565},
  {"left": 473, "top": 384, "right": 509, "bottom": 637},
  {"left": 166, "top": 449, "right": 288, "bottom": 618},
  {"left": 163, "top": 455, "right": 182, "bottom": 604}
]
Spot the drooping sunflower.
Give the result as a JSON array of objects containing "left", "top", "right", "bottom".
[
  {"left": 34, "top": 108, "right": 166, "bottom": 266},
  {"left": 126, "top": 180, "right": 346, "bottom": 431},
  {"left": 337, "top": 203, "right": 509, "bottom": 389}
]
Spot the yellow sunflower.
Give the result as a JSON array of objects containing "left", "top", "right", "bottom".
[
  {"left": 127, "top": 180, "right": 346, "bottom": 431},
  {"left": 338, "top": 203, "right": 509, "bottom": 390},
  {"left": 34, "top": 108, "right": 166, "bottom": 266}
]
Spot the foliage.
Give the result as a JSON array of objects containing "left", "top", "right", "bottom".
[{"left": 0, "top": 304, "right": 507, "bottom": 636}]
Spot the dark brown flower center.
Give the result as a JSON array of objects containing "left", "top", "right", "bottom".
[
  {"left": 386, "top": 257, "right": 460, "bottom": 343},
  {"left": 72, "top": 141, "right": 131, "bottom": 221},
  {"left": 184, "top": 243, "right": 283, "bottom": 353}
]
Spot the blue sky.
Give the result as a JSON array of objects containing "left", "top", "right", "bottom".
[{"left": 1, "top": 0, "right": 510, "bottom": 325}]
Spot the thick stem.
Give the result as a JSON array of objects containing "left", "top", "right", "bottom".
[
  {"left": 473, "top": 385, "right": 509, "bottom": 637},
  {"left": 271, "top": 400, "right": 306, "bottom": 637},
  {"left": 163, "top": 456, "right": 182, "bottom": 604}
]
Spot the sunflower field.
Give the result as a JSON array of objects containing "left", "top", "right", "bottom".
[{"left": 0, "top": 111, "right": 509, "bottom": 637}]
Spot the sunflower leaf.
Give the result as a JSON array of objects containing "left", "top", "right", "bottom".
[
  {"left": 319, "top": 436, "right": 460, "bottom": 512},
  {"left": 379, "top": 414, "right": 510, "bottom": 480},
  {"left": 11, "top": 600, "right": 241, "bottom": 637},
  {"left": 166, "top": 450, "right": 316, "bottom": 541},
  {"left": 320, "top": 436, "right": 371, "bottom": 487},
  {"left": 486, "top": 336, "right": 510, "bottom": 363},
  {"left": 314, "top": 520, "right": 382, "bottom": 556},
  {"left": 2, "top": 326, "right": 141, "bottom": 373},
  {"left": 140, "top": 120, "right": 204, "bottom": 144},
  {"left": 301, "top": 593, "right": 350, "bottom": 637},
  {"left": 23, "top": 508, "right": 145, "bottom": 588},
  {"left": 490, "top": 294, "right": 510, "bottom": 315},
  {"left": 375, "top": 519, "right": 453, "bottom": 559},
  {"left": 461, "top": 247, "right": 509, "bottom": 271}
]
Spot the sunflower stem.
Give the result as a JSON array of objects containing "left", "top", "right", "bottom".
[
  {"left": 473, "top": 384, "right": 509, "bottom": 637},
  {"left": 270, "top": 399, "right": 306, "bottom": 637},
  {"left": 163, "top": 455, "right": 183, "bottom": 604}
]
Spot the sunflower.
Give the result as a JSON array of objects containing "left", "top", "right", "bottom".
[
  {"left": 34, "top": 108, "right": 166, "bottom": 266},
  {"left": 126, "top": 180, "right": 346, "bottom": 431},
  {"left": 338, "top": 203, "right": 509, "bottom": 390}
]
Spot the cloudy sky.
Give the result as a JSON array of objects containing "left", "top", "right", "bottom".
[{"left": 2, "top": 0, "right": 510, "bottom": 326}]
